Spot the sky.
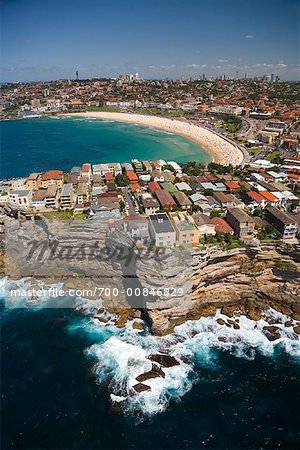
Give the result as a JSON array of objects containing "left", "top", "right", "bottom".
[{"left": 1, "top": 0, "right": 299, "bottom": 82}]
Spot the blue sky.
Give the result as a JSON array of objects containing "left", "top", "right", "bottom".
[{"left": 1, "top": 0, "right": 299, "bottom": 81}]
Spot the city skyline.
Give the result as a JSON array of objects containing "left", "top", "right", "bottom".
[{"left": 1, "top": 0, "right": 299, "bottom": 82}]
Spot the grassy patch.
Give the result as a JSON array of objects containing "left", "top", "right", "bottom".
[
  {"left": 248, "top": 147, "right": 262, "bottom": 156},
  {"left": 274, "top": 260, "right": 297, "bottom": 271},
  {"left": 41, "top": 210, "right": 86, "bottom": 220}
]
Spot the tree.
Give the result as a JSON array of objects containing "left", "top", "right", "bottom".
[{"left": 115, "top": 174, "right": 130, "bottom": 187}]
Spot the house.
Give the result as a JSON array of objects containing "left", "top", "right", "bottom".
[
  {"left": 213, "top": 192, "right": 235, "bottom": 209},
  {"left": 89, "top": 202, "right": 121, "bottom": 220},
  {"left": 267, "top": 171, "right": 288, "bottom": 183},
  {"left": 170, "top": 212, "right": 199, "bottom": 245},
  {"left": 70, "top": 173, "right": 79, "bottom": 187},
  {"left": 151, "top": 170, "right": 165, "bottom": 182},
  {"left": 173, "top": 191, "right": 192, "bottom": 210},
  {"left": 8, "top": 189, "right": 32, "bottom": 208},
  {"left": 44, "top": 186, "right": 58, "bottom": 209},
  {"left": 161, "top": 171, "right": 175, "bottom": 183},
  {"left": 259, "top": 191, "right": 281, "bottom": 206},
  {"left": 175, "top": 182, "right": 192, "bottom": 192},
  {"left": 214, "top": 182, "right": 227, "bottom": 192},
  {"left": 60, "top": 183, "right": 74, "bottom": 209},
  {"left": 81, "top": 163, "right": 92, "bottom": 181},
  {"left": 155, "top": 190, "right": 176, "bottom": 211},
  {"left": 105, "top": 172, "right": 115, "bottom": 182},
  {"left": 31, "top": 189, "right": 46, "bottom": 209},
  {"left": 167, "top": 161, "right": 182, "bottom": 174},
  {"left": 76, "top": 183, "right": 89, "bottom": 204},
  {"left": 126, "top": 171, "right": 139, "bottom": 185},
  {"left": 211, "top": 217, "right": 234, "bottom": 234},
  {"left": 148, "top": 213, "right": 176, "bottom": 247},
  {"left": 131, "top": 159, "right": 144, "bottom": 174},
  {"left": 41, "top": 170, "right": 63, "bottom": 189},
  {"left": 148, "top": 181, "right": 161, "bottom": 195},
  {"left": 161, "top": 182, "right": 178, "bottom": 194},
  {"left": 201, "top": 182, "right": 217, "bottom": 191},
  {"left": 265, "top": 207, "right": 298, "bottom": 240},
  {"left": 142, "top": 160, "right": 152, "bottom": 172},
  {"left": 71, "top": 166, "right": 81, "bottom": 175},
  {"left": 26, "top": 173, "right": 41, "bottom": 190},
  {"left": 190, "top": 192, "right": 208, "bottom": 205},
  {"left": 243, "top": 191, "right": 267, "bottom": 209},
  {"left": 124, "top": 217, "right": 150, "bottom": 242},
  {"left": 191, "top": 213, "right": 216, "bottom": 236},
  {"left": 92, "top": 186, "right": 107, "bottom": 200},
  {"left": 226, "top": 208, "right": 255, "bottom": 238},
  {"left": 225, "top": 181, "right": 240, "bottom": 191},
  {"left": 141, "top": 195, "right": 160, "bottom": 215}
]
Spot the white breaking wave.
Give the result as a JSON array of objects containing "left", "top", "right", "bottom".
[{"left": 77, "top": 307, "right": 300, "bottom": 417}]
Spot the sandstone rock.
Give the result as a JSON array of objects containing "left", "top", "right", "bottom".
[
  {"left": 95, "top": 316, "right": 108, "bottom": 323},
  {"left": 148, "top": 354, "right": 180, "bottom": 368},
  {"left": 246, "top": 309, "right": 262, "bottom": 321},
  {"left": 129, "top": 310, "right": 142, "bottom": 319},
  {"left": 284, "top": 320, "right": 293, "bottom": 327},
  {"left": 221, "top": 305, "right": 237, "bottom": 318},
  {"left": 293, "top": 325, "right": 300, "bottom": 334},
  {"left": 217, "top": 319, "right": 225, "bottom": 326},
  {"left": 136, "top": 365, "right": 165, "bottom": 382},
  {"left": 132, "top": 321, "right": 144, "bottom": 331},
  {"left": 233, "top": 322, "right": 240, "bottom": 329},
  {"left": 132, "top": 383, "right": 151, "bottom": 393},
  {"left": 291, "top": 304, "right": 300, "bottom": 314},
  {"left": 263, "top": 326, "right": 281, "bottom": 341}
]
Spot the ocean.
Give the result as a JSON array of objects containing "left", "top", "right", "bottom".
[
  {"left": 0, "top": 116, "right": 211, "bottom": 179},
  {"left": 1, "top": 280, "right": 300, "bottom": 450}
]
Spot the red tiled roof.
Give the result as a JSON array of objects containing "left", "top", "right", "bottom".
[
  {"left": 105, "top": 172, "right": 114, "bottom": 181},
  {"left": 247, "top": 191, "right": 266, "bottom": 203},
  {"left": 148, "top": 181, "right": 161, "bottom": 193},
  {"left": 259, "top": 191, "right": 279, "bottom": 202},
  {"left": 126, "top": 171, "right": 139, "bottom": 182},
  {"left": 225, "top": 181, "right": 240, "bottom": 190},
  {"left": 41, "top": 170, "right": 63, "bottom": 181},
  {"left": 82, "top": 164, "right": 91, "bottom": 173},
  {"left": 211, "top": 217, "right": 233, "bottom": 234}
]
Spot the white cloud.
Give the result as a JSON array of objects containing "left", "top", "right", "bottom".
[{"left": 245, "top": 34, "right": 255, "bottom": 39}]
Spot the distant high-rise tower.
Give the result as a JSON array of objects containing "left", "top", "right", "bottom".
[{"left": 76, "top": 70, "right": 79, "bottom": 81}]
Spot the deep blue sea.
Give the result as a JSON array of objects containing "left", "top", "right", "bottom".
[
  {"left": 2, "top": 294, "right": 300, "bottom": 450},
  {"left": 0, "top": 116, "right": 211, "bottom": 179}
]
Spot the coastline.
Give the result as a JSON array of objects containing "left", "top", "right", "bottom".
[{"left": 62, "top": 112, "right": 245, "bottom": 166}]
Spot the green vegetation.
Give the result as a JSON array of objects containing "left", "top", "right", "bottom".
[
  {"left": 220, "top": 115, "right": 242, "bottom": 133},
  {"left": 41, "top": 210, "right": 86, "bottom": 220},
  {"left": 248, "top": 147, "right": 262, "bottom": 156},
  {"left": 180, "top": 161, "right": 205, "bottom": 176},
  {"left": 266, "top": 150, "right": 283, "bottom": 164},
  {"left": 274, "top": 261, "right": 297, "bottom": 271},
  {"left": 115, "top": 173, "right": 130, "bottom": 186}
]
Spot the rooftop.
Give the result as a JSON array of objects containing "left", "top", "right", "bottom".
[{"left": 149, "top": 213, "right": 175, "bottom": 234}]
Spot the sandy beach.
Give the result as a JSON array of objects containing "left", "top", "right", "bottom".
[{"left": 65, "top": 112, "right": 244, "bottom": 166}]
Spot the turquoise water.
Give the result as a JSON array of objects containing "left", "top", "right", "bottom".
[{"left": 0, "top": 116, "right": 211, "bottom": 179}]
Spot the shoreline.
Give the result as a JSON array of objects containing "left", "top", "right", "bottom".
[{"left": 62, "top": 112, "right": 245, "bottom": 166}]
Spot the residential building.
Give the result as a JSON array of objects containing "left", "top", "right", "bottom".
[
  {"left": 259, "top": 191, "right": 281, "bottom": 206},
  {"left": 44, "top": 186, "right": 58, "bottom": 209},
  {"left": 170, "top": 212, "right": 199, "bottom": 245},
  {"left": 226, "top": 208, "right": 255, "bottom": 238},
  {"left": 41, "top": 170, "right": 63, "bottom": 189},
  {"left": 191, "top": 213, "right": 216, "bottom": 236},
  {"left": 8, "top": 189, "right": 32, "bottom": 208},
  {"left": 148, "top": 213, "right": 176, "bottom": 247},
  {"left": 31, "top": 189, "right": 46, "bottom": 209},
  {"left": 76, "top": 182, "right": 89, "bottom": 204},
  {"left": 81, "top": 163, "right": 92, "bottom": 181},
  {"left": 131, "top": 159, "right": 144, "bottom": 174},
  {"left": 211, "top": 217, "right": 234, "bottom": 234},
  {"left": 126, "top": 171, "right": 139, "bottom": 185},
  {"left": 213, "top": 192, "right": 235, "bottom": 209},
  {"left": 155, "top": 190, "right": 176, "bottom": 211},
  {"left": 161, "top": 182, "right": 178, "bottom": 194},
  {"left": 142, "top": 160, "right": 152, "bottom": 172},
  {"left": 89, "top": 202, "right": 121, "bottom": 220},
  {"left": 124, "top": 217, "right": 150, "bottom": 242},
  {"left": 148, "top": 181, "right": 161, "bottom": 194},
  {"left": 141, "top": 196, "right": 160, "bottom": 215},
  {"left": 175, "top": 181, "right": 192, "bottom": 192},
  {"left": 243, "top": 191, "right": 267, "bottom": 209},
  {"left": 60, "top": 183, "right": 74, "bottom": 209},
  {"left": 26, "top": 173, "right": 41, "bottom": 190},
  {"left": 265, "top": 207, "right": 298, "bottom": 239},
  {"left": 173, "top": 191, "right": 192, "bottom": 210}
]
